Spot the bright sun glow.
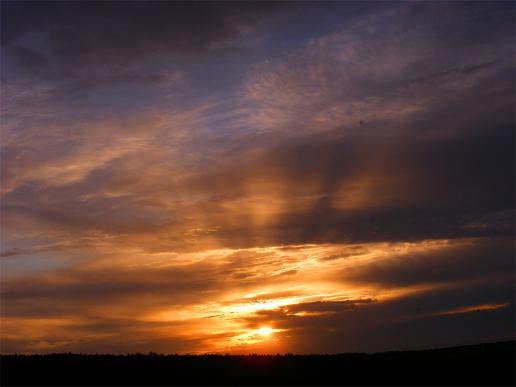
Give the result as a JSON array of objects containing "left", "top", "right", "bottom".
[
  {"left": 230, "top": 327, "right": 284, "bottom": 346},
  {"left": 257, "top": 327, "right": 274, "bottom": 336}
]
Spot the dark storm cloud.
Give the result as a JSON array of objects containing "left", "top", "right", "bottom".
[
  {"left": 337, "top": 238, "right": 515, "bottom": 288},
  {"left": 275, "top": 131, "right": 513, "bottom": 244},
  {"left": 1, "top": 1, "right": 285, "bottom": 73},
  {"left": 175, "top": 114, "right": 513, "bottom": 248}
]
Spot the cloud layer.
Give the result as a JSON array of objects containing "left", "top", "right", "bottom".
[{"left": 1, "top": 1, "right": 514, "bottom": 353}]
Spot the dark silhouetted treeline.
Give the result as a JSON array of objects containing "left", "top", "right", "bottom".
[{"left": 1, "top": 341, "right": 514, "bottom": 386}]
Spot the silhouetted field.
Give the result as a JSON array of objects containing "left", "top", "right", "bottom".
[{"left": 1, "top": 341, "right": 514, "bottom": 386}]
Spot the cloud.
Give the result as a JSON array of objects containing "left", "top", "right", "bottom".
[
  {"left": 238, "top": 280, "right": 514, "bottom": 353},
  {"left": 1, "top": 238, "right": 513, "bottom": 353},
  {"left": 242, "top": 2, "right": 513, "bottom": 136},
  {"left": 336, "top": 237, "right": 514, "bottom": 288},
  {"left": 1, "top": 111, "right": 513, "bottom": 256},
  {"left": 1, "top": 2, "right": 286, "bottom": 72},
  {"left": 0, "top": 1, "right": 514, "bottom": 354}
]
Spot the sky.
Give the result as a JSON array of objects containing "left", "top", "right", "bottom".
[{"left": 0, "top": 1, "right": 514, "bottom": 354}]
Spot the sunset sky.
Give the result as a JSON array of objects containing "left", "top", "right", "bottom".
[{"left": 1, "top": 1, "right": 514, "bottom": 354}]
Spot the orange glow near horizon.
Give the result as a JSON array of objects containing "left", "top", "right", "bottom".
[
  {"left": 1, "top": 237, "right": 512, "bottom": 354},
  {"left": 229, "top": 327, "right": 284, "bottom": 348}
]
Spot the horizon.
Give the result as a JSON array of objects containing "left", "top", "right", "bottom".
[
  {"left": 1, "top": 1, "right": 515, "bottom": 356},
  {"left": 2, "top": 339, "right": 514, "bottom": 356}
]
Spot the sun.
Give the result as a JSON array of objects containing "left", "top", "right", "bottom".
[
  {"left": 256, "top": 327, "right": 274, "bottom": 336},
  {"left": 229, "top": 326, "right": 284, "bottom": 346}
]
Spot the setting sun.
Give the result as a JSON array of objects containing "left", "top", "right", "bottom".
[{"left": 257, "top": 327, "right": 274, "bottom": 336}]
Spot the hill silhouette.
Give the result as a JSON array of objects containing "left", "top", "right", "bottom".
[{"left": 1, "top": 341, "right": 514, "bottom": 386}]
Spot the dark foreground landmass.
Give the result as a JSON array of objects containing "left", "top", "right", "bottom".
[{"left": 1, "top": 341, "right": 514, "bottom": 386}]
